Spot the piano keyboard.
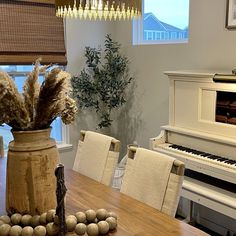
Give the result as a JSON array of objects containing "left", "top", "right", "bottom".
[
  {"left": 167, "top": 144, "right": 236, "bottom": 170},
  {"left": 154, "top": 142, "right": 236, "bottom": 184}
]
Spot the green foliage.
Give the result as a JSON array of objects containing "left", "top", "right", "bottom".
[{"left": 71, "top": 34, "right": 133, "bottom": 129}]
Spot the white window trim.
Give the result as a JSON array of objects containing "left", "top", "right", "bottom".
[
  {"left": 132, "top": 0, "right": 189, "bottom": 46},
  {"left": 57, "top": 125, "right": 73, "bottom": 151}
]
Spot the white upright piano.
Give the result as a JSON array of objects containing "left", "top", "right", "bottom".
[{"left": 150, "top": 71, "right": 236, "bottom": 234}]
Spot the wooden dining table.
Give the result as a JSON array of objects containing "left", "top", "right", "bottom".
[{"left": 0, "top": 157, "right": 209, "bottom": 236}]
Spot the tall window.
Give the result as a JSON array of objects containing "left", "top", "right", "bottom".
[
  {"left": 133, "top": 0, "right": 189, "bottom": 45},
  {"left": 0, "top": 65, "right": 63, "bottom": 150}
]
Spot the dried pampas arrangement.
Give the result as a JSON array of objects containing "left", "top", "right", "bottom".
[{"left": 0, "top": 59, "right": 78, "bottom": 131}]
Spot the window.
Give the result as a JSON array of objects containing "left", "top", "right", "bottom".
[
  {"left": 0, "top": 65, "right": 70, "bottom": 150},
  {"left": 133, "top": 0, "right": 189, "bottom": 45}
]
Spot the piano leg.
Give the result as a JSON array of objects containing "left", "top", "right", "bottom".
[{"left": 183, "top": 200, "right": 195, "bottom": 226}]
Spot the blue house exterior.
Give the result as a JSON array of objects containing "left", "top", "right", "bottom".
[{"left": 143, "top": 13, "right": 188, "bottom": 41}]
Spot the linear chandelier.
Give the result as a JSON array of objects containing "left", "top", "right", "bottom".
[{"left": 55, "top": 0, "right": 142, "bottom": 20}]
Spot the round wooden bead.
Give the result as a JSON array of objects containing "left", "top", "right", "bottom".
[
  {"left": 97, "top": 221, "right": 109, "bottom": 234},
  {"left": 66, "top": 216, "right": 77, "bottom": 232},
  {"left": 30, "top": 215, "right": 40, "bottom": 228},
  {"left": 21, "top": 226, "right": 34, "bottom": 236},
  {"left": 46, "top": 210, "right": 56, "bottom": 223},
  {"left": 75, "top": 223, "right": 86, "bottom": 235},
  {"left": 96, "top": 209, "right": 108, "bottom": 221},
  {"left": 21, "top": 215, "right": 32, "bottom": 227},
  {"left": 0, "top": 224, "right": 11, "bottom": 236},
  {"left": 46, "top": 223, "right": 58, "bottom": 236},
  {"left": 11, "top": 213, "right": 22, "bottom": 225},
  {"left": 39, "top": 213, "right": 47, "bottom": 225},
  {"left": 67, "top": 215, "right": 77, "bottom": 222},
  {"left": 9, "top": 225, "right": 22, "bottom": 236},
  {"left": 33, "top": 225, "right": 47, "bottom": 236},
  {"left": 75, "top": 212, "right": 86, "bottom": 223},
  {"left": 106, "top": 217, "right": 117, "bottom": 230},
  {"left": 85, "top": 210, "right": 96, "bottom": 223},
  {"left": 86, "top": 223, "right": 99, "bottom": 236},
  {"left": 107, "top": 211, "right": 117, "bottom": 219},
  {"left": 0, "top": 220, "right": 5, "bottom": 226},
  {"left": 0, "top": 215, "right": 11, "bottom": 224}
]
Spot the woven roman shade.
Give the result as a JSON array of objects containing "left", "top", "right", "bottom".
[{"left": 0, "top": 0, "right": 67, "bottom": 65}]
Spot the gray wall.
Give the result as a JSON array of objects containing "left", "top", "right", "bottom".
[
  {"left": 60, "top": 0, "right": 236, "bottom": 168},
  {"left": 59, "top": 19, "right": 115, "bottom": 167}
]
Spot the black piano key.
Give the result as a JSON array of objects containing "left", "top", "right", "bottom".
[
  {"left": 215, "top": 157, "right": 228, "bottom": 162},
  {"left": 207, "top": 155, "right": 220, "bottom": 160},
  {"left": 224, "top": 160, "right": 236, "bottom": 164},
  {"left": 200, "top": 153, "right": 212, "bottom": 157}
]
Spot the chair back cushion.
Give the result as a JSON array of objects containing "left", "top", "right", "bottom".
[
  {"left": 120, "top": 148, "right": 175, "bottom": 211},
  {"left": 73, "top": 131, "right": 119, "bottom": 186}
]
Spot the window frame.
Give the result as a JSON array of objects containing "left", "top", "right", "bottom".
[{"left": 132, "top": 0, "right": 189, "bottom": 45}]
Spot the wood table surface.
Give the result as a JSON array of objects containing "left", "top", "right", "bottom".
[{"left": 0, "top": 157, "right": 209, "bottom": 236}]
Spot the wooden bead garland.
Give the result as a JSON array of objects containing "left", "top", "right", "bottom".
[{"left": 0, "top": 209, "right": 117, "bottom": 236}]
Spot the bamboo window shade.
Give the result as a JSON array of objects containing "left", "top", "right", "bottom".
[{"left": 0, "top": 0, "right": 67, "bottom": 65}]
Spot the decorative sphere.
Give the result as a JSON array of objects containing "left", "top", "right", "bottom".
[
  {"left": 86, "top": 223, "right": 99, "bottom": 236},
  {"left": 0, "top": 220, "right": 5, "bottom": 226},
  {"left": 85, "top": 210, "right": 96, "bottom": 223},
  {"left": 33, "top": 225, "right": 47, "bottom": 236},
  {"left": 30, "top": 215, "right": 40, "bottom": 228},
  {"left": 39, "top": 213, "right": 47, "bottom": 225},
  {"left": 75, "top": 223, "right": 86, "bottom": 235},
  {"left": 0, "top": 216, "right": 11, "bottom": 224},
  {"left": 46, "top": 223, "right": 58, "bottom": 236},
  {"left": 96, "top": 209, "right": 108, "bottom": 221},
  {"left": 67, "top": 215, "right": 77, "bottom": 222},
  {"left": 11, "top": 213, "right": 22, "bottom": 225},
  {"left": 21, "top": 226, "right": 34, "bottom": 236},
  {"left": 106, "top": 217, "right": 117, "bottom": 230},
  {"left": 107, "top": 211, "right": 117, "bottom": 219},
  {"left": 0, "top": 224, "right": 11, "bottom": 236},
  {"left": 46, "top": 210, "right": 56, "bottom": 223},
  {"left": 75, "top": 212, "right": 86, "bottom": 223},
  {"left": 97, "top": 221, "right": 109, "bottom": 234},
  {"left": 66, "top": 216, "right": 77, "bottom": 232},
  {"left": 9, "top": 225, "right": 22, "bottom": 236},
  {"left": 21, "top": 215, "right": 32, "bottom": 227}
]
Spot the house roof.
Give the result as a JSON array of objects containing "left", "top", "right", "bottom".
[{"left": 144, "top": 12, "right": 184, "bottom": 32}]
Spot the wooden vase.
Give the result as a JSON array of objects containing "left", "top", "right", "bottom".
[{"left": 6, "top": 128, "right": 59, "bottom": 215}]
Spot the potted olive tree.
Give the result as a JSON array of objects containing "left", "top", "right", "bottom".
[{"left": 71, "top": 34, "right": 134, "bottom": 130}]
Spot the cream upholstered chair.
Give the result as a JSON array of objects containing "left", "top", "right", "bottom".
[
  {"left": 120, "top": 146, "right": 185, "bottom": 217},
  {"left": 73, "top": 130, "right": 120, "bottom": 186}
]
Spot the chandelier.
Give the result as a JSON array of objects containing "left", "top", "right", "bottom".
[{"left": 55, "top": 0, "right": 142, "bottom": 20}]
